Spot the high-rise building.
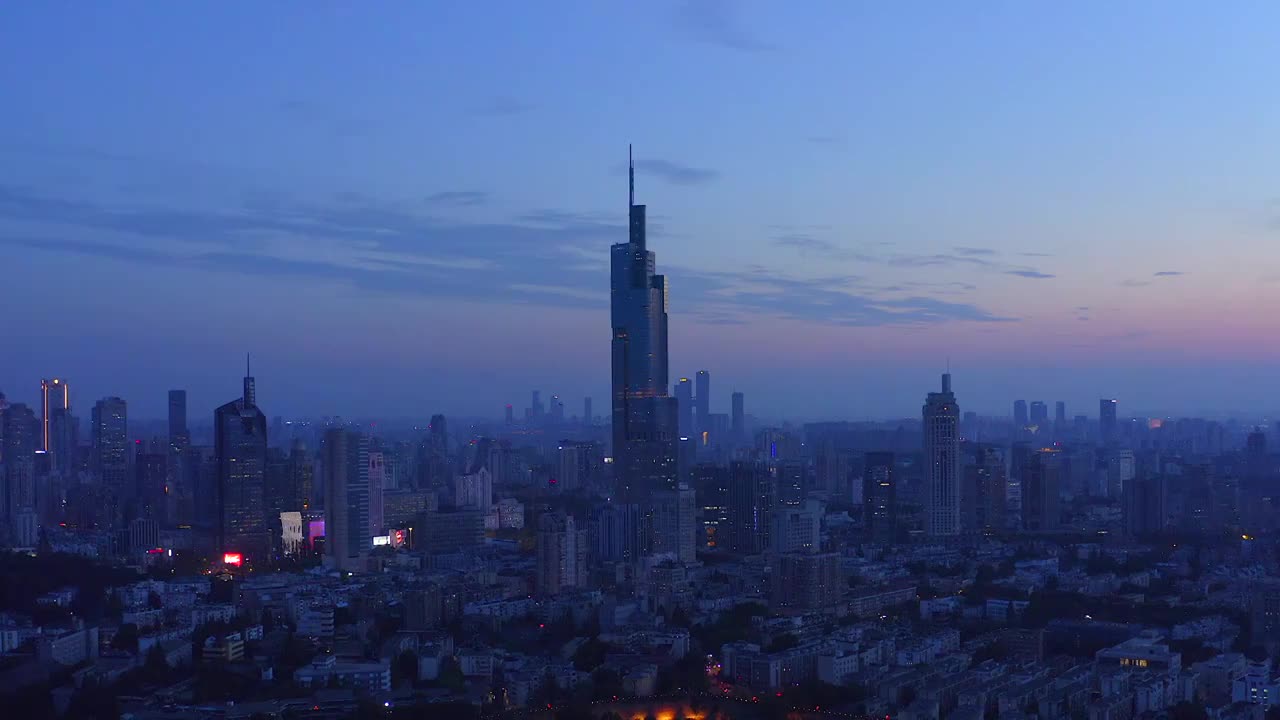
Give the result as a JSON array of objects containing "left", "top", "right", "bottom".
[
  {"left": 1020, "top": 449, "right": 1061, "bottom": 533},
  {"left": 695, "top": 370, "right": 710, "bottom": 434},
  {"left": 530, "top": 391, "right": 543, "bottom": 421},
  {"left": 731, "top": 391, "right": 745, "bottom": 443},
  {"left": 368, "top": 451, "right": 385, "bottom": 535},
  {"left": 1054, "top": 401, "right": 1067, "bottom": 426},
  {"left": 504, "top": 404, "right": 514, "bottom": 425},
  {"left": 453, "top": 467, "right": 492, "bottom": 512},
  {"left": 651, "top": 485, "right": 697, "bottom": 563},
  {"left": 770, "top": 552, "right": 840, "bottom": 614},
  {"left": 91, "top": 397, "right": 129, "bottom": 497},
  {"left": 1013, "top": 400, "right": 1029, "bottom": 431},
  {"left": 134, "top": 448, "right": 167, "bottom": 522},
  {"left": 321, "top": 429, "right": 370, "bottom": 571},
  {"left": 1124, "top": 473, "right": 1168, "bottom": 538},
  {"left": 593, "top": 502, "right": 646, "bottom": 564},
  {"left": 1100, "top": 398, "right": 1118, "bottom": 445},
  {"left": 963, "top": 446, "right": 1007, "bottom": 534},
  {"left": 923, "top": 374, "right": 961, "bottom": 536},
  {"left": 2, "top": 403, "right": 38, "bottom": 525},
  {"left": 167, "top": 390, "right": 191, "bottom": 521},
  {"left": 583, "top": 397, "right": 592, "bottom": 427},
  {"left": 1029, "top": 401, "right": 1048, "bottom": 430},
  {"left": 551, "top": 394, "right": 564, "bottom": 423},
  {"left": 1106, "top": 449, "right": 1135, "bottom": 499},
  {"left": 863, "top": 452, "right": 896, "bottom": 542},
  {"left": 214, "top": 365, "right": 269, "bottom": 562},
  {"left": 611, "top": 147, "right": 677, "bottom": 506},
  {"left": 40, "top": 378, "right": 69, "bottom": 453},
  {"left": 728, "top": 461, "right": 774, "bottom": 554},
  {"left": 674, "top": 378, "right": 694, "bottom": 440},
  {"left": 771, "top": 499, "right": 822, "bottom": 554},
  {"left": 536, "top": 512, "right": 588, "bottom": 596},
  {"left": 168, "top": 390, "right": 187, "bottom": 440}
]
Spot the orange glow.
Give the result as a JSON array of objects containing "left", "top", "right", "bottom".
[{"left": 223, "top": 552, "right": 243, "bottom": 566}]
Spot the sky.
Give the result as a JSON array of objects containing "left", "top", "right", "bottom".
[{"left": 3, "top": 1, "right": 1280, "bottom": 422}]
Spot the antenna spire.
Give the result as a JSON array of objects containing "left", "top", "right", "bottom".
[{"left": 628, "top": 144, "right": 634, "bottom": 207}]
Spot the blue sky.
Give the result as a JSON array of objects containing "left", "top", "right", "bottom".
[{"left": 3, "top": 1, "right": 1280, "bottom": 421}]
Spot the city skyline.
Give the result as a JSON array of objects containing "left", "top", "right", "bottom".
[{"left": 7, "top": 4, "right": 1280, "bottom": 418}]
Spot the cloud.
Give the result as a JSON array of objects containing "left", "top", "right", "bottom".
[
  {"left": 425, "top": 191, "right": 489, "bottom": 207},
  {"left": 1019, "top": 251, "right": 1053, "bottom": 258},
  {"left": 674, "top": 0, "right": 776, "bottom": 52},
  {"left": 1121, "top": 279, "right": 1152, "bottom": 287},
  {"left": 1153, "top": 271, "right": 1185, "bottom": 277},
  {"left": 470, "top": 97, "right": 531, "bottom": 117},
  {"left": 630, "top": 159, "right": 719, "bottom": 186},
  {"left": 773, "top": 234, "right": 842, "bottom": 255},
  {"left": 954, "top": 246, "right": 997, "bottom": 256},
  {"left": 1005, "top": 270, "right": 1055, "bottom": 279}
]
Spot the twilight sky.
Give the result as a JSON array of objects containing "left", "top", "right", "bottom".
[{"left": 3, "top": 1, "right": 1280, "bottom": 422}]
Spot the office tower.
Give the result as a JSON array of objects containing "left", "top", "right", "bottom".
[
  {"left": 863, "top": 452, "right": 896, "bottom": 542},
  {"left": 321, "top": 429, "right": 370, "bottom": 571},
  {"left": 557, "top": 441, "right": 588, "bottom": 491},
  {"left": 1029, "top": 401, "right": 1048, "bottom": 430},
  {"left": 551, "top": 394, "right": 564, "bottom": 423},
  {"left": 728, "top": 461, "right": 774, "bottom": 554},
  {"left": 593, "top": 502, "right": 646, "bottom": 563},
  {"left": 583, "top": 397, "right": 592, "bottom": 427},
  {"left": 692, "top": 464, "right": 729, "bottom": 549},
  {"left": 674, "top": 378, "right": 694, "bottom": 439},
  {"left": 368, "top": 451, "right": 385, "bottom": 534},
  {"left": 731, "top": 391, "right": 745, "bottom": 442},
  {"left": 134, "top": 447, "right": 167, "bottom": 522},
  {"left": 167, "top": 390, "right": 187, "bottom": 440},
  {"left": 166, "top": 390, "right": 191, "bottom": 519},
  {"left": 40, "top": 378, "right": 69, "bottom": 453},
  {"left": 425, "top": 414, "right": 451, "bottom": 489},
  {"left": 652, "top": 484, "right": 697, "bottom": 563},
  {"left": 531, "top": 391, "right": 543, "bottom": 420},
  {"left": 214, "top": 364, "right": 269, "bottom": 562},
  {"left": 770, "top": 499, "right": 822, "bottom": 554},
  {"left": 695, "top": 370, "right": 710, "bottom": 434},
  {"left": 770, "top": 552, "right": 840, "bottom": 614},
  {"left": 1054, "top": 401, "right": 1067, "bottom": 426},
  {"left": 923, "top": 374, "right": 961, "bottom": 536},
  {"left": 1106, "top": 449, "right": 1135, "bottom": 500},
  {"left": 1100, "top": 398, "right": 1118, "bottom": 445},
  {"left": 91, "top": 397, "right": 129, "bottom": 496},
  {"left": 816, "top": 441, "right": 852, "bottom": 496},
  {"left": 1124, "top": 474, "right": 1168, "bottom": 538},
  {"left": 1013, "top": 400, "right": 1028, "bottom": 431},
  {"left": 504, "top": 404, "right": 514, "bottom": 425},
  {"left": 610, "top": 147, "right": 677, "bottom": 504},
  {"left": 1020, "top": 449, "right": 1061, "bottom": 533},
  {"left": 964, "top": 446, "right": 1007, "bottom": 534},
  {"left": 418, "top": 507, "right": 484, "bottom": 554},
  {"left": 774, "top": 460, "right": 807, "bottom": 506},
  {"left": 453, "top": 467, "right": 492, "bottom": 512},
  {"left": 2, "top": 403, "right": 38, "bottom": 525},
  {"left": 536, "top": 512, "right": 589, "bottom": 596},
  {"left": 404, "top": 584, "right": 444, "bottom": 630},
  {"left": 267, "top": 439, "right": 314, "bottom": 517}
]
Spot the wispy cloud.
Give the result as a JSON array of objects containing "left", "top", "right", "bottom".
[
  {"left": 1005, "top": 270, "right": 1055, "bottom": 279},
  {"left": 954, "top": 246, "right": 997, "bottom": 256},
  {"left": 630, "top": 159, "right": 719, "bottom": 186},
  {"left": 674, "top": 0, "right": 776, "bottom": 53},
  {"left": 1153, "top": 270, "right": 1185, "bottom": 277},
  {"left": 425, "top": 191, "right": 489, "bottom": 207},
  {"left": 1121, "top": 279, "right": 1152, "bottom": 287}
]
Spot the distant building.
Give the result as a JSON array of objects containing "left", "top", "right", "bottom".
[
  {"left": 770, "top": 553, "right": 841, "bottom": 613},
  {"left": 863, "top": 452, "right": 897, "bottom": 542},
  {"left": 214, "top": 365, "right": 270, "bottom": 563},
  {"left": 731, "top": 391, "right": 745, "bottom": 443},
  {"left": 321, "top": 429, "right": 370, "bottom": 572},
  {"left": 728, "top": 461, "right": 774, "bottom": 554},
  {"left": 1100, "top": 398, "right": 1118, "bottom": 445},
  {"left": 1020, "top": 449, "right": 1061, "bottom": 533},
  {"left": 651, "top": 485, "right": 697, "bottom": 563},
  {"left": 536, "top": 512, "right": 588, "bottom": 596},
  {"left": 923, "top": 374, "right": 961, "bottom": 536},
  {"left": 771, "top": 499, "right": 822, "bottom": 554},
  {"left": 92, "top": 396, "right": 129, "bottom": 498}
]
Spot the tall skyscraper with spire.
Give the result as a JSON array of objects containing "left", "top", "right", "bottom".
[
  {"left": 611, "top": 146, "right": 677, "bottom": 506},
  {"left": 923, "top": 373, "right": 961, "bottom": 536},
  {"left": 214, "top": 356, "right": 269, "bottom": 561}
]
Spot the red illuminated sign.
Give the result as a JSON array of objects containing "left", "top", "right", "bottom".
[{"left": 223, "top": 552, "right": 243, "bottom": 566}]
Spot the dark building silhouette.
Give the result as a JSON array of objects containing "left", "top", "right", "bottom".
[
  {"left": 863, "top": 452, "right": 896, "bottom": 542},
  {"left": 1013, "top": 400, "right": 1028, "bottom": 432},
  {"left": 1030, "top": 401, "right": 1048, "bottom": 430},
  {"left": 731, "top": 391, "right": 745, "bottom": 442},
  {"left": 321, "top": 429, "right": 369, "bottom": 571},
  {"left": 2, "top": 403, "right": 38, "bottom": 525},
  {"left": 1021, "top": 449, "right": 1061, "bottom": 533},
  {"left": 1100, "top": 398, "right": 1118, "bottom": 445},
  {"left": 611, "top": 147, "right": 677, "bottom": 507},
  {"left": 214, "top": 362, "right": 269, "bottom": 562},
  {"left": 695, "top": 370, "right": 710, "bottom": 435},
  {"left": 728, "top": 461, "right": 773, "bottom": 554},
  {"left": 964, "top": 446, "right": 1007, "bottom": 534},
  {"left": 923, "top": 374, "right": 961, "bottom": 536}
]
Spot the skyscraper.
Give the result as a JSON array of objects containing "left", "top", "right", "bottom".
[
  {"left": 963, "top": 446, "right": 1007, "bottom": 534},
  {"left": 728, "top": 461, "right": 774, "bottom": 554},
  {"left": 1029, "top": 401, "right": 1048, "bottom": 429},
  {"left": 1100, "top": 398, "right": 1118, "bottom": 445},
  {"left": 321, "top": 429, "right": 370, "bottom": 572},
  {"left": 731, "top": 391, "right": 745, "bottom": 443},
  {"left": 214, "top": 363, "right": 269, "bottom": 562},
  {"left": 167, "top": 389, "right": 191, "bottom": 521},
  {"left": 863, "top": 452, "right": 896, "bottom": 542},
  {"left": 1013, "top": 400, "right": 1028, "bottom": 431},
  {"left": 91, "top": 397, "right": 129, "bottom": 496},
  {"left": 611, "top": 147, "right": 677, "bottom": 505},
  {"left": 2, "top": 403, "right": 38, "bottom": 526},
  {"left": 652, "top": 484, "right": 697, "bottom": 563},
  {"left": 923, "top": 374, "right": 961, "bottom": 536},
  {"left": 695, "top": 370, "right": 710, "bottom": 435},
  {"left": 40, "top": 378, "right": 69, "bottom": 453},
  {"left": 1054, "top": 401, "right": 1067, "bottom": 426},
  {"left": 674, "top": 378, "right": 694, "bottom": 440},
  {"left": 1020, "top": 449, "right": 1061, "bottom": 533},
  {"left": 536, "top": 512, "right": 588, "bottom": 596},
  {"left": 168, "top": 390, "right": 187, "bottom": 440}
]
